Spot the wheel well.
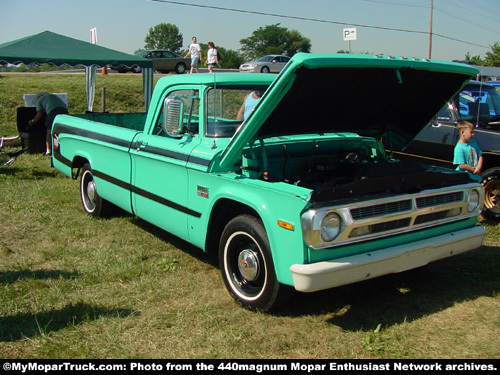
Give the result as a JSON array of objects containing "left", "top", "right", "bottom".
[
  {"left": 71, "top": 156, "right": 89, "bottom": 179},
  {"left": 481, "top": 152, "right": 500, "bottom": 173},
  {"left": 205, "top": 199, "right": 260, "bottom": 255}
]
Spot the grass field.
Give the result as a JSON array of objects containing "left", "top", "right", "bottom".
[{"left": 1, "top": 73, "right": 499, "bottom": 359}]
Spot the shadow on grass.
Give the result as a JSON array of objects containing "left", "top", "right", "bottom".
[
  {"left": 2, "top": 168, "right": 58, "bottom": 179},
  {"left": 283, "top": 245, "right": 500, "bottom": 330},
  {"left": 0, "top": 302, "right": 137, "bottom": 342},
  {"left": 0, "top": 166, "right": 21, "bottom": 175},
  {"left": 0, "top": 269, "right": 79, "bottom": 284},
  {"left": 131, "top": 216, "right": 218, "bottom": 268},
  {"left": 32, "top": 170, "right": 60, "bottom": 178},
  {"left": 131, "top": 211, "right": 500, "bottom": 327},
  {"left": 0, "top": 162, "right": 57, "bottom": 178}
]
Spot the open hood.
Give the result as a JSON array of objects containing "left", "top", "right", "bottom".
[{"left": 217, "top": 53, "right": 478, "bottom": 170}]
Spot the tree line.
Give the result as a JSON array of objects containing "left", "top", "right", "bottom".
[
  {"left": 142, "top": 22, "right": 500, "bottom": 69},
  {"left": 141, "top": 23, "right": 311, "bottom": 69},
  {"left": 464, "top": 43, "right": 500, "bottom": 67},
  {"left": 1, "top": 22, "right": 497, "bottom": 73}
]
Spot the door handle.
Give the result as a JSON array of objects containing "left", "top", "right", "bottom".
[{"left": 135, "top": 141, "right": 148, "bottom": 150}]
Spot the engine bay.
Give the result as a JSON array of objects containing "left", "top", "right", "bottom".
[{"left": 239, "top": 134, "right": 473, "bottom": 203}]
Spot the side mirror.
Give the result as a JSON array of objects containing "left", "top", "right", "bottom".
[{"left": 163, "top": 97, "right": 185, "bottom": 136}]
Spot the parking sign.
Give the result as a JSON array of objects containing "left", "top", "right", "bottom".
[{"left": 343, "top": 28, "right": 357, "bottom": 41}]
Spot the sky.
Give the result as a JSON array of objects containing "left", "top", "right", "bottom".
[{"left": 1, "top": 0, "right": 499, "bottom": 62}]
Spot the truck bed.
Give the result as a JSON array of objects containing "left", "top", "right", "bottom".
[{"left": 72, "top": 112, "right": 147, "bottom": 131}]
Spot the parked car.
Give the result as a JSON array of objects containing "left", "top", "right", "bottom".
[
  {"left": 239, "top": 55, "right": 290, "bottom": 73},
  {"left": 389, "top": 81, "right": 500, "bottom": 219},
  {"left": 488, "top": 81, "right": 500, "bottom": 92},
  {"left": 118, "top": 50, "right": 190, "bottom": 74}
]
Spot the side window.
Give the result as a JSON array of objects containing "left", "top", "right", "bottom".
[
  {"left": 206, "top": 88, "right": 250, "bottom": 138},
  {"left": 458, "top": 90, "right": 476, "bottom": 117},
  {"left": 458, "top": 89, "right": 493, "bottom": 119},
  {"left": 153, "top": 89, "right": 200, "bottom": 136}
]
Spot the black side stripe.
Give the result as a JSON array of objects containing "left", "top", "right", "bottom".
[
  {"left": 53, "top": 150, "right": 72, "bottom": 168},
  {"left": 135, "top": 143, "right": 211, "bottom": 167},
  {"left": 53, "top": 124, "right": 202, "bottom": 218},
  {"left": 54, "top": 123, "right": 211, "bottom": 167},
  {"left": 93, "top": 170, "right": 202, "bottom": 218},
  {"left": 54, "top": 123, "right": 134, "bottom": 149}
]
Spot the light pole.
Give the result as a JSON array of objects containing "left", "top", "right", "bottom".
[{"left": 428, "top": 0, "right": 433, "bottom": 59}]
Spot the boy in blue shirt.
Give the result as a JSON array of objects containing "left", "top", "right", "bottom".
[{"left": 453, "top": 121, "right": 483, "bottom": 176}]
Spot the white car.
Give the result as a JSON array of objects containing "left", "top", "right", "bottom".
[{"left": 239, "top": 55, "right": 291, "bottom": 73}]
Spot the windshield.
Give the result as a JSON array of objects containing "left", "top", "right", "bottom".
[
  {"left": 134, "top": 51, "right": 149, "bottom": 57},
  {"left": 457, "top": 83, "right": 500, "bottom": 123},
  {"left": 206, "top": 86, "right": 269, "bottom": 138},
  {"left": 257, "top": 56, "right": 274, "bottom": 62}
]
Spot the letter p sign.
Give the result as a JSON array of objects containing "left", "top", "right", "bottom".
[{"left": 343, "top": 28, "right": 357, "bottom": 41}]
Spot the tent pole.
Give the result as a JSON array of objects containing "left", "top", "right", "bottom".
[
  {"left": 142, "top": 67, "right": 153, "bottom": 110},
  {"left": 85, "top": 65, "right": 97, "bottom": 112},
  {"left": 101, "top": 87, "right": 106, "bottom": 113}
]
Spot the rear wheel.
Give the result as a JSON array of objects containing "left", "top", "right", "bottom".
[
  {"left": 80, "top": 163, "right": 112, "bottom": 218},
  {"left": 219, "top": 214, "right": 293, "bottom": 311},
  {"left": 175, "top": 63, "right": 187, "bottom": 74},
  {"left": 481, "top": 168, "right": 500, "bottom": 220}
]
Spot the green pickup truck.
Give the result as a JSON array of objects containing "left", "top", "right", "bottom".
[{"left": 52, "top": 53, "right": 486, "bottom": 311}]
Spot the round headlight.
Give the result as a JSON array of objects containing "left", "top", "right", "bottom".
[
  {"left": 468, "top": 189, "right": 481, "bottom": 212},
  {"left": 321, "top": 212, "right": 342, "bottom": 242}
]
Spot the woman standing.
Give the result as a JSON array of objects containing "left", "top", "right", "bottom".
[{"left": 205, "top": 42, "right": 219, "bottom": 73}]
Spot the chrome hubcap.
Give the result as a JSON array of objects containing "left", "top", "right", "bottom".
[
  {"left": 87, "top": 180, "right": 96, "bottom": 202},
  {"left": 238, "top": 249, "right": 259, "bottom": 281}
]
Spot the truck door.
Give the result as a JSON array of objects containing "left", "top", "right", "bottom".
[{"left": 129, "top": 89, "right": 201, "bottom": 241}]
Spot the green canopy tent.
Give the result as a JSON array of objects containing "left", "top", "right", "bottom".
[{"left": 0, "top": 30, "right": 154, "bottom": 110}]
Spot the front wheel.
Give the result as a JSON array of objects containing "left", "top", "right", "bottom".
[
  {"left": 481, "top": 168, "right": 500, "bottom": 220},
  {"left": 80, "top": 163, "right": 112, "bottom": 218},
  {"left": 219, "top": 214, "right": 293, "bottom": 311},
  {"left": 260, "top": 66, "right": 270, "bottom": 73}
]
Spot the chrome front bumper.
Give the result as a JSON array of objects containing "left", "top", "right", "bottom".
[{"left": 290, "top": 226, "right": 486, "bottom": 293}]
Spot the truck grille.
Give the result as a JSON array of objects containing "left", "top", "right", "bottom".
[
  {"left": 349, "top": 192, "right": 464, "bottom": 221},
  {"left": 302, "top": 184, "right": 483, "bottom": 250},
  {"left": 416, "top": 192, "right": 463, "bottom": 208},
  {"left": 346, "top": 190, "right": 467, "bottom": 240},
  {"left": 351, "top": 200, "right": 412, "bottom": 220}
]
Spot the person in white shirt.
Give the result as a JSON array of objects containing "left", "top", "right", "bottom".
[
  {"left": 205, "top": 42, "right": 219, "bottom": 73},
  {"left": 184, "top": 36, "right": 202, "bottom": 73}
]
